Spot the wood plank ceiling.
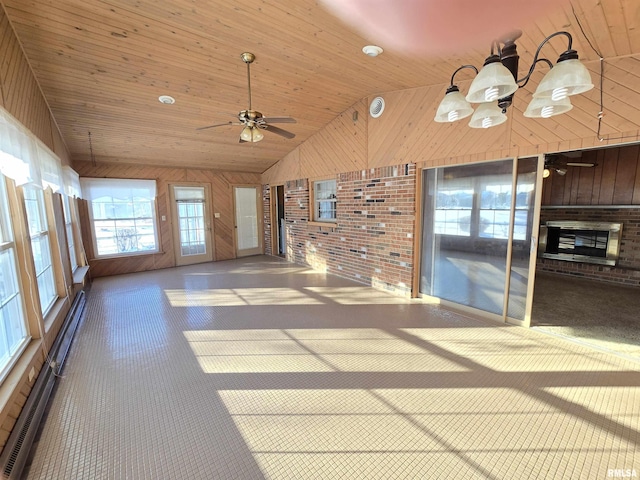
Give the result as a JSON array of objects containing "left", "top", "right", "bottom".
[{"left": 2, "top": 0, "right": 639, "bottom": 173}]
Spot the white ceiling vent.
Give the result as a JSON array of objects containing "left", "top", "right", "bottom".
[{"left": 369, "top": 97, "right": 385, "bottom": 118}]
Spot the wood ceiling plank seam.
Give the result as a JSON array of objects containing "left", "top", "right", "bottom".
[
  {"left": 511, "top": 87, "right": 600, "bottom": 139},
  {"left": 525, "top": 13, "right": 568, "bottom": 63},
  {"left": 581, "top": 82, "right": 640, "bottom": 132},
  {"left": 15, "top": 0, "right": 460, "bottom": 91},
  {"left": 7, "top": 16, "right": 364, "bottom": 103},
  {"left": 7, "top": 20, "right": 280, "bottom": 88},
  {"left": 550, "top": 2, "right": 594, "bottom": 61},
  {"left": 604, "top": 56, "right": 640, "bottom": 93},
  {"left": 507, "top": 116, "right": 566, "bottom": 147},
  {"left": 128, "top": 0, "right": 438, "bottom": 90},
  {"left": 598, "top": 0, "right": 633, "bottom": 56},
  {"left": 621, "top": 0, "right": 640, "bottom": 52},
  {"left": 575, "top": 0, "right": 617, "bottom": 58}
]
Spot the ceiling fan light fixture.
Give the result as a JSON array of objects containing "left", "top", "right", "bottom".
[
  {"left": 468, "top": 102, "right": 507, "bottom": 129},
  {"left": 532, "top": 55, "right": 593, "bottom": 100},
  {"left": 466, "top": 56, "right": 518, "bottom": 104},
  {"left": 434, "top": 86, "right": 474, "bottom": 123},
  {"left": 240, "top": 126, "right": 264, "bottom": 142},
  {"left": 524, "top": 95, "right": 573, "bottom": 118}
]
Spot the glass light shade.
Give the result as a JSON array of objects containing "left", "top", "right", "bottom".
[
  {"left": 532, "top": 58, "right": 594, "bottom": 100},
  {"left": 543, "top": 168, "right": 551, "bottom": 178},
  {"left": 434, "top": 89, "right": 474, "bottom": 123},
  {"left": 240, "top": 126, "right": 264, "bottom": 142},
  {"left": 466, "top": 61, "right": 518, "bottom": 104},
  {"left": 468, "top": 103, "right": 507, "bottom": 129},
  {"left": 523, "top": 96, "right": 573, "bottom": 118}
]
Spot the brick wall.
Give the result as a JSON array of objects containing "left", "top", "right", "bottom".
[
  {"left": 537, "top": 207, "right": 640, "bottom": 286},
  {"left": 264, "top": 164, "right": 416, "bottom": 296}
]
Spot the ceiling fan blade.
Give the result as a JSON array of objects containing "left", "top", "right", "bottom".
[
  {"left": 264, "top": 125, "right": 295, "bottom": 139},
  {"left": 261, "top": 117, "right": 297, "bottom": 124},
  {"left": 566, "top": 162, "right": 597, "bottom": 167},
  {"left": 196, "top": 121, "right": 237, "bottom": 131}
]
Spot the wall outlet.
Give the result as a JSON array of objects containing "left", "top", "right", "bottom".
[
  {"left": 161, "top": 215, "right": 166, "bottom": 221},
  {"left": 214, "top": 213, "right": 221, "bottom": 218},
  {"left": 28, "top": 367, "right": 35, "bottom": 382}
]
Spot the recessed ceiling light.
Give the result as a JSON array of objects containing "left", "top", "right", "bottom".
[
  {"left": 362, "top": 45, "right": 383, "bottom": 57},
  {"left": 158, "top": 95, "right": 175, "bottom": 105}
]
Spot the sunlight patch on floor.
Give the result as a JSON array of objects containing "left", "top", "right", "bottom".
[
  {"left": 165, "top": 288, "right": 325, "bottom": 306},
  {"left": 184, "top": 328, "right": 469, "bottom": 373}
]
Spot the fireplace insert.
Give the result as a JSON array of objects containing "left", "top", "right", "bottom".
[{"left": 539, "top": 221, "right": 622, "bottom": 266}]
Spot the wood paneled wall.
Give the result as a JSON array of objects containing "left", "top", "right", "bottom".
[
  {"left": 73, "top": 161, "right": 261, "bottom": 277},
  {"left": 0, "top": 4, "right": 75, "bottom": 456},
  {"left": 0, "top": 5, "right": 70, "bottom": 164},
  {"left": 542, "top": 144, "right": 640, "bottom": 205},
  {"left": 263, "top": 55, "right": 640, "bottom": 185},
  {"left": 263, "top": 101, "right": 367, "bottom": 184}
]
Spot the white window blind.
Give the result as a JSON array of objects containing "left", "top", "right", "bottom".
[
  {"left": 63, "top": 166, "right": 81, "bottom": 198},
  {"left": 0, "top": 107, "right": 64, "bottom": 191},
  {"left": 81, "top": 178, "right": 156, "bottom": 201},
  {"left": 80, "top": 178, "right": 158, "bottom": 257}
]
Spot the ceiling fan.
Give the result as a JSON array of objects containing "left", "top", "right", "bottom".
[
  {"left": 544, "top": 153, "right": 597, "bottom": 177},
  {"left": 197, "top": 52, "right": 296, "bottom": 143}
]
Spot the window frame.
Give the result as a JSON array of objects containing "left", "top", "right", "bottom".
[
  {"left": 62, "top": 193, "right": 78, "bottom": 272},
  {"left": 81, "top": 178, "right": 160, "bottom": 259},
  {"left": 0, "top": 175, "right": 30, "bottom": 383},
  {"left": 310, "top": 178, "right": 338, "bottom": 224},
  {"left": 22, "top": 185, "right": 58, "bottom": 316}
]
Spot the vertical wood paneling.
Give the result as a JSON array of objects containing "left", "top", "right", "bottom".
[
  {"left": 576, "top": 163, "right": 595, "bottom": 204},
  {"left": 599, "top": 148, "right": 619, "bottom": 204},
  {"left": 543, "top": 144, "right": 640, "bottom": 206},
  {"left": 592, "top": 149, "right": 606, "bottom": 203},
  {"left": 612, "top": 144, "right": 638, "bottom": 203}
]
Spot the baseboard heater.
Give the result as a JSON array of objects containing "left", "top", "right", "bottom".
[{"left": 0, "top": 289, "right": 87, "bottom": 479}]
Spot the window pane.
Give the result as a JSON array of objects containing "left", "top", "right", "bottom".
[
  {"left": 23, "top": 186, "right": 57, "bottom": 314},
  {"left": 88, "top": 180, "right": 158, "bottom": 257},
  {"left": 0, "top": 176, "right": 28, "bottom": 378},
  {"left": 314, "top": 180, "right": 337, "bottom": 221},
  {"left": 421, "top": 161, "right": 513, "bottom": 316}
]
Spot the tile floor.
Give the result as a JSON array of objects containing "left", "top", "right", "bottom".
[
  {"left": 532, "top": 272, "right": 640, "bottom": 360},
  {"left": 24, "top": 256, "right": 640, "bottom": 479}
]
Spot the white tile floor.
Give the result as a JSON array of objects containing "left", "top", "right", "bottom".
[{"left": 24, "top": 256, "right": 640, "bottom": 479}]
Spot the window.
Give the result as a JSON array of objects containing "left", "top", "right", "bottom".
[
  {"left": 312, "top": 179, "right": 337, "bottom": 222},
  {"left": 434, "top": 186, "right": 473, "bottom": 237},
  {"left": 23, "top": 186, "right": 57, "bottom": 315},
  {"left": 0, "top": 175, "right": 29, "bottom": 380},
  {"left": 80, "top": 178, "right": 158, "bottom": 258}
]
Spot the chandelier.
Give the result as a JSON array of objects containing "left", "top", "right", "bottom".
[{"left": 434, "top": 30, "right": 594, "bottom": 128}]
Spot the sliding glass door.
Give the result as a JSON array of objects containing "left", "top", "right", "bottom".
[{"left": 419, "top": 156, "right": 542, "bottom": 325}]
